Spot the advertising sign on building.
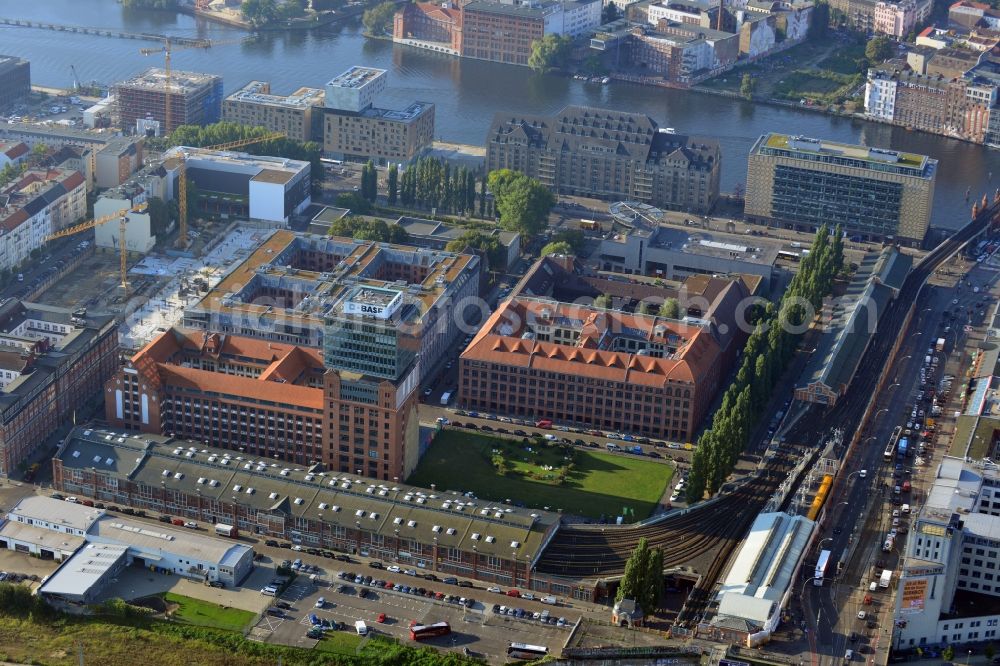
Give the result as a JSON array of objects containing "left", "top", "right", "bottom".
[{"left": 900, "top": 578, "right": 928, "bottom": 614}]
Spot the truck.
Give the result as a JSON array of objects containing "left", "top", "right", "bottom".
[
  {"left": 440, "top": 391, "right": 452, "bottom": 406},
  {"left": 215, "top": 523, "right": 238, "bottom": 538},
  {"left": 936, "top": 337, "right": 946, "bottom": 352},
  {"left": 879, "top": 569, "right": 892, "bottom": 588}
]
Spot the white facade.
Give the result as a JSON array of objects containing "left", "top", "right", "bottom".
[
  {"left": 561, "top": 0, "right": 603, "bottom": 36},
  {"left": 865, "top": 70, "right": 898, "bottom": 121},
  {"left": 247, "top": 179, "right": 286, "bottom": 223},
  {"left": 325, "top": 66, "right": 388, "bottom": 113},
  {"left": 893, "top": 457, "right": 1000, "bottom": 650},
  {"left": 94, "top": 195, "right": 156, "bottom": 255},
  {"left": 648, "top": 2, "right": 702, "bottom": 25}
]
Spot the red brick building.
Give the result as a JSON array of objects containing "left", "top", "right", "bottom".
[
  {"left": 0, "top": 300, "right": 118, "bottom": 476},
  {"left": 460, "top": 298, "right": 724, "bottom": 441},
  {"left": 105, "top": 328, "right": 420, "bottom": 482},
  {"left": 393, "top": 3, "right": 464, "bottom": 54},
  {"left": 53, "top": 427, "right": 561, "bottom": 591}
]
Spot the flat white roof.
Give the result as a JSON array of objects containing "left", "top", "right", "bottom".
[
  {"left": 0, "top": 519, "right": 85, "bottom": 553},
  {"left": 39, "top": 543, "right": 128, "bottom": 598},
  {"left": 87, "top": 516, "right": 252, "bottom": 566},
  {"left": 7, "top": 495, "right": 104, "bottom": 533},
  {"left": 715, "top": 512, "right": 815, "bottom": 623}
]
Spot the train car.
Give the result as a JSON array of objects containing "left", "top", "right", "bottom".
[{"left": 806, "top": 474, "right": 833, "bottom": 521}]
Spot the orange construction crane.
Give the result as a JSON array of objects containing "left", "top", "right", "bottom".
[
  {"left": 46, "top": 203, "right": 149, "bottom": 290},
  {"left": 173, "top": 132, "right": 286, "bottom": 247}
]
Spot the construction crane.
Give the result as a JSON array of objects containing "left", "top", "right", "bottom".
[
  {"left": 173, "top": 132, "right": 286, "bottom": 247},
  {"left": 70, "top": 65, "right": 81, "bottom": 92},
  {"left": 139, "top": 38, "right": 212, "bottom": 137},
  {"left": 46, "top": 203, "right": 148, "bottom": 290},
  {"left": 139, "top": 37, "right": 247, "bottom": 136}
]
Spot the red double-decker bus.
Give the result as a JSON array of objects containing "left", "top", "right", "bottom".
[{"left": 409, "top": 621, "right": 451, "bottom": 640}]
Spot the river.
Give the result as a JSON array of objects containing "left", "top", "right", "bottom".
[{"left": 0, "top": 0, "right": 995, "bottom": 230}]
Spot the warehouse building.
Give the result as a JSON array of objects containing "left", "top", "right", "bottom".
[
  {"left": 53, "top": 427, "right": 560, "bottom": 589},
  {"left": 0, "top": 496, "right": 103, "bottom": 561},
  {"left": 745, "top": 133, "right": 937, "bottom": 246},
  {"left": 38, "top": 543, "right": 130, "bottom": 604},
  {"left": 114, "top": 68, "right": 223, "bottom": 136}
]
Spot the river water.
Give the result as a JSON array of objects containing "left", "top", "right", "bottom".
[{"left": 0, "top": 0, "right": 995, "bottom": 230}]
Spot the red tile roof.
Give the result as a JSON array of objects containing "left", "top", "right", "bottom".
[
  {"left": 462, "top": 299, "right": 720, "bottom": 386},
  {"left": 159, "top": 364, "right": 324, "bottom": 410}
]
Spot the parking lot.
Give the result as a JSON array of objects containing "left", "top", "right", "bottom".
[{"left": 251, "top": 567, "right": 573, "bottom": 661}]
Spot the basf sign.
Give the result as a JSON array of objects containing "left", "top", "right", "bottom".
[{"left": 342, "top": 288, "right": 403, "bottom": 320}]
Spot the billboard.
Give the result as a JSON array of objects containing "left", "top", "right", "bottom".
[{"left": 900, "top": 578, "right": 928, "bottom": 615}]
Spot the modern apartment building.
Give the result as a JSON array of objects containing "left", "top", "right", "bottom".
[
  {"left": 114, "top": 68, "right": 223, "bottom": 136},
  {"left": 0, "top": 168, "right": 87, "bottom": 270},
  {"left": 53, "top": 427, "right": 560, "bottom": 588},
  {"left": 0, "top": 55, "right": 30, "bottom": 110},
  {"left": 223, "top": 81, "right": 325, "bottom": 143},
  {"left": 0, "top": 301, "right": 118, "bottom": 476},
  {"left": 892, "top": 456, "right": 1000, "bottom": 650},
  {"left": 321, "top": 67, "right": 435, "bottom": 165},
  {"left": 745, "top": 133, "right": 937, "bottom": 245},
  {"left": 487, "top": 105, "right": 720, "bottom": 213}
]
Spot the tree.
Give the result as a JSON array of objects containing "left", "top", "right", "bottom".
[
  {"left": 328, "top": 216, "right": 408, "bottom": 243},
  {"left": 29, "top": 143, "right": 49, "bottom": 167},
  {"left": 865, "top": 36, "right": 893, "bottom": 62},
  {"left": 540, "top": 240, "right": 574, "bottom": 256},
  {"left": 809, "top": 0, "right": 830, "bottom": 40},
  {"left": 617, "top": 538, "right": 651, "bottom": 603},
  {"left": 528, "top": 34, "right": 572, "bottom": 73},
  {"left": 446, "top": 231, "right": 506, "bottom": 270},
  {"left": 942, "top": 646, "right": 954, "bottom": 662},
  {"left": 985, "top": 644, "right": 996, "bottom": 661},
  {"left": 146, "top": 196, "right": 172, "bottom": 236},
  {"left": 241, "top": 0, "right": 278, "bottom": 26},
  {"left": 601, "top": 2, "right": 621, "bottom": 23},
  {"left": 594, "top": 294, "right": 613, "bottom": 309},
  {"left": 334, "top": 192, "right": 372, "bottom": 215},
  {"left": 386, "top": 164, "right": 398, "bottom": 206},
  {"left": 362, "top": 0, "right": 397, "bottom": 35},
  {"left": 641, "top": 548, "right": 664, "bottom": 616},
  {"left": 487, "top": 169, "right": 554, "bottom": 238},
  {"left": 740, "top": 72, "right": 754, "bottom": 99},
  {"left": 361, "top": 160, "right": 378, "bottom": 203},
  {"left": 659, "top": 298, "right": 680, "bottom": 319},
  {"left": 478, "top": 173, "right": 488, "bottom": 218}
]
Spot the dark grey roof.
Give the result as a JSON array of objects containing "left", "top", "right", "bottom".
[
  {"left": 463, "top": 0, "right": 559, "bottom": 17},
  {"left": 487, "top": 105, "right": 719, "bottom": 169},
  {"left": 797, "top": 248, "right": 908, "bottom": 395}
]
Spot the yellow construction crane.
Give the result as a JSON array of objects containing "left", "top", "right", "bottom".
[
  {"left": 46, "top": 203, "right": 149, "bottom": 290},
  {"left": 173, "top": 132, "right": 286, "bottom": 247},
  {"left": 138, "top": 38, "right": 212, "bottom": 137}
]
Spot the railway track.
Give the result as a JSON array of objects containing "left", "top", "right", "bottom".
[{"left": 535, "top": 199, "right": 997, "bottom": 623}]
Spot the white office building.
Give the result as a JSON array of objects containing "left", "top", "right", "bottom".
[{"left": 893, "top": 457, "right": 1000, "bottom": 650}]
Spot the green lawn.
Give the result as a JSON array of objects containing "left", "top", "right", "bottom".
[
  {"left": 818, "top": 42, "right": 866, "bottom": 75},
  {"left": 162, "top": 593, "right": 255, "bottom": 632},
  {"left": 314, "top": 631, "right": 366, "bottom": 655},
  {"left": 772, "top": 71, "right": 851, "bottom": 102},
  {"left": 407, "top": 430, "right": 672, "bottom": 520}
]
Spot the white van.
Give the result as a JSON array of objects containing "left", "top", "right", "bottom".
[
  {"left": 355, "top": 620, "right": 368, "bottom": 636},
  {"left": 902, "top": 503, "right": 910, "bottom": 514},
  {"left": 845, "top": 649, "right": 854, "bottom": 662},
  {"left": 540, "top": 595, "right": 557, "bottom": 605}
]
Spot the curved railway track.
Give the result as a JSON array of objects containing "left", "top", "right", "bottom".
[{"left": 535, "top": 200, "right": 998, "bottom": 624}]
